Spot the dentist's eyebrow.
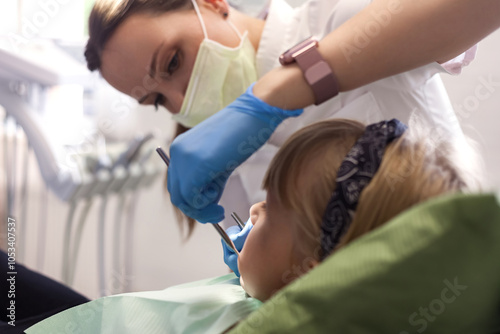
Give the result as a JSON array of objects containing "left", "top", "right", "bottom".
[{"left": 148, "top": 42, "right": 164, "bottom": 78}]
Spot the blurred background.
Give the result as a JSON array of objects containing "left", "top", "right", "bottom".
[{"left": 0, "top": 0, "right": 498, "bottom": 300}]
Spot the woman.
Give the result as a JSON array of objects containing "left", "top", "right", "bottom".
[{"left": 85, "top": 0, "right": 478, "bottom": 226}]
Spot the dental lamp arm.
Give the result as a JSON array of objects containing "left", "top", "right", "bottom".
[
  {"left": 0, "top": 41, "right": 93, "bottom": 202},
  {"left": 254, "top": 0, "right": 500, "bottom": 109},
  {"left": 0, "top": 84, "right": 78, "bottom": 201}
]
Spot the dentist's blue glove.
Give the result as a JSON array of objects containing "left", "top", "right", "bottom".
[
  {"left": 168, "top": 83, "right": 303, "bottom": 223},
  {"left": 222, "top": 221, "right": 253, "bottom": 277}
]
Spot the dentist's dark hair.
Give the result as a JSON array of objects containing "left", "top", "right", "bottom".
[{"left": 85, "top": 0, "right": 192, "bottom": 71}]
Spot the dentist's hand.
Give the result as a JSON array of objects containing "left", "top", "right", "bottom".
[
  {"left": 222, "top": 221, "right": 253, "bottom": 277},
  {"left": 167, "top": 83, "right": 303, "bottom": 223}
]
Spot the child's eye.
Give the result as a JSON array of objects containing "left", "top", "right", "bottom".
[{"left": 154, "top": 94, "right": 166, "bottom": 111}]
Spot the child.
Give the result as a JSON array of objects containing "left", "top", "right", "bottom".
[
  {"left": 25, "top": 118, "right": 480, "bottom": 332},
  {"left": 235, "top": 118, "right": 480, "bottom": 301}
]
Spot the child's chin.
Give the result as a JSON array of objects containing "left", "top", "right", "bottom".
[
  {"left": 239, "top": 275, "right": 256, "bottom": 298},
  {"left": 239, "top": 275, "right": 246, "bottom": 289}
]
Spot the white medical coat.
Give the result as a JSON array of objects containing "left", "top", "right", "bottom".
[{"left": 219, "top": 0, "right": 476, "bottom": 226}]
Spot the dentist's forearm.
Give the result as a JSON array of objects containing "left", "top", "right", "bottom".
[{"left": 254, "top": 0, "right": 500, "bottom": 109}]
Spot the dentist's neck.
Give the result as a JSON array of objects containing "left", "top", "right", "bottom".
[{"left": 229, "top": 8, "right": 265, "bottom": 51}]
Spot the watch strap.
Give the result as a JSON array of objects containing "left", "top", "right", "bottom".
[{"left": 294, "top": 46, "right": 339, "bottom": 105}]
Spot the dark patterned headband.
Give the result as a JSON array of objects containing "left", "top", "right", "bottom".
[{"left": 320, "top": 119, "right": 407, "bottom": 259}]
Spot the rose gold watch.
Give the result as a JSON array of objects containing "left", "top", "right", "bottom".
[{"left": 279, "top": 37, "right": 339, "bottom": 105}]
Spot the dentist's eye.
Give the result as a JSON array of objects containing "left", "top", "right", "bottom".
[
  {"left": 154, "top": 94, "right": 166, "bottom": 111},
  {"left": 166, "top": 52, "right": 179, "bottom": 75}
]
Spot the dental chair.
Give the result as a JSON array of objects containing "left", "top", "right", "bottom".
[
  {"left": 230, "top": 193, "right": 500, "bottom": 333},
  {"left": 25, "top": 193, "right": 500, "bottom": 333}
]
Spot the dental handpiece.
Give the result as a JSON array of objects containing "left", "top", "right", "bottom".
[
  {"left": 113, "top": 133, "right": 154, "bottom": 169},
  {"left": 156, "top": 147, "right": 239, "bottom": 255}
]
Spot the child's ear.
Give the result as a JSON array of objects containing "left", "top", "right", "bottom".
[
  {"left": 201, "top": 0, "right": 230, "bottom": 18},
  {"left": 301, "top": 256, "right": 319, "bottom": 272},
  {"left": 307, "top": 259, "right": 319, "bottom": 270}
]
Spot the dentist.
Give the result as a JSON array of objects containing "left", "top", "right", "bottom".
[{"left": 85, "top": 0, "right": 493, "bottom": 227}]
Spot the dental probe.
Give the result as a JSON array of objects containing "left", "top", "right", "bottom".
[
  {"left": 155, "top": 147, "right": 239, "bottom": 255},
  {"left": 156, "top": 146, "right": 170, "bottom": 165},
  {"left": 231, "top": 212, "right": 245, "bottom": 230}
]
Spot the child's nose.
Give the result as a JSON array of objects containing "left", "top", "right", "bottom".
[
  {"left": 249, "top": 201, "right": 265, "bottom": 225},
  {"left": 249, "top": 207, "right": 259, "bottom": 226}
]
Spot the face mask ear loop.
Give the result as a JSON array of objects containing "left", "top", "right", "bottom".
[
  {"left": 226, "top": 19, "right": 244, "bottom": 41},
  {"left": 191, "top": 0, "right": 208, "bottom": 39}
]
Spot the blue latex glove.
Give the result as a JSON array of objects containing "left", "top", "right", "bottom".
[
  {"left": 222, "top": 221, "right": 253, "bottom": 277},
  {"left": 168, "top": 83, "right": 303, "bottom": 223}
]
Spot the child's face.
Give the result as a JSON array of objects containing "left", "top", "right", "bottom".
[{"left": 238, "top": 191, "right": 303, "bottom": 301}]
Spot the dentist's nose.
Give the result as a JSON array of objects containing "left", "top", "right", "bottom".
[{"left": 159, "top": 84, "right": 185, "bottom": 114}]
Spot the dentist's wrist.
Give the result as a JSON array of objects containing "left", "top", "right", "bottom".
[{"left": 253, "top": 64, "right": 315, "bottom": 110}]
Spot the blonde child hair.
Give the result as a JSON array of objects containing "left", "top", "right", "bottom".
[{"left": 263, "top": 118, "right": 481, "bottom": 261}]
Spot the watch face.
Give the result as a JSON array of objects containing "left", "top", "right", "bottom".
[
  {"left": 279, "top": 36, "right": 317, "bottom": 65},
  {"left": 279, "top": 53, "right": 294, "bottom": 65}
]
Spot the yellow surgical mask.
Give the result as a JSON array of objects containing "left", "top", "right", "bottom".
[{"left": 172, "top": 0, "right": 258, "bottom": 128}]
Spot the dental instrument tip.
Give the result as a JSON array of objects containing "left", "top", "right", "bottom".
[{"left": 231, "top": 212, "right": 245, "bottom": 230}]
